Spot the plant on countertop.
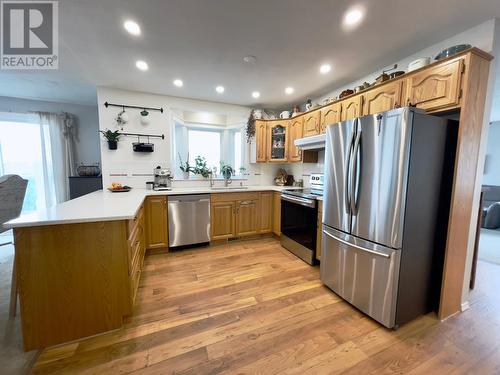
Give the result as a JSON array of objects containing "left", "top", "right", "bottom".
[
  {"left": 193, "top": 155, "right": 212, "bottom": 178},
  {"left": 220, "top": 162, "right": 234, "bottom": 180},
  {"left": 100, "top": 129, "right": 121, "bottom": 150},
  {"left": 239, "top": 166, "right": 246, "bottom": 176},
  {"left": 245, "top": 109, "right": 256, "bottom": 143},
  {"left": 178, "top": 152, "right": 195, "bottom": 176}
]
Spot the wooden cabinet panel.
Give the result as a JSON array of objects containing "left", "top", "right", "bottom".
[
  {"left": 273, "top": 192, "right": 281, "bottom": 236},
  {"left": 288, "top": 117, "right": 303, "bottom": 162},
  {"left": 255, "top": 120, "right": 267, "bottom": 162},
  {"left": 341, "top": 95, "right": 363, "bottom": 121},
  {"left": 316, "top": 201, "right": 323, "bottom": 261},
  {"left": 145, "top": 196, "right": 168, "bottom": 249},
  {"left": 363, "top": 80, "right": 403, "bottom": 115},
  {"left": 303, "top": 110, "right": 321, "bottom": 137},
  {"left": 405, "top": 58, "right": 463, "bottom": 112},
  {"left": 267, "top": 121, "right": 289, "bottom": 163},
  {"left": 259, "top": 192, "right": 273, "bottom": 233},
  {"left": 320, "top": 103, "right": 341, "bottom": 133},
  {"left": 211, "top": 201, "right": 236, "bottom": 240},
  {"left": 236, "top": 200, "right": 258, "bottom": 236}
]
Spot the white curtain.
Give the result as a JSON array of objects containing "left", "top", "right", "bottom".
[{"left": 38, "top": 112, "right": 77, "bottom": 203}]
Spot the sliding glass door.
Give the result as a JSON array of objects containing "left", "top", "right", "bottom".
[{"left": 0, "top": 114, "right": 55, "bottom": 213}]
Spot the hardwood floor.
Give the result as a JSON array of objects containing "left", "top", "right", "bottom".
[{"left": 4, "top": 238, "right": 500, "bottom": 374}]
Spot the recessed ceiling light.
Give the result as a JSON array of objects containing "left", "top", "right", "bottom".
[
  {"left": 243, "top": 55, "right": 257, "bottom": 64},
  {"left": 343, "top": 6, "right": 365, "bottom": 29},
  {"left": 124, "top": 20, "right": 141, "bottom": 36},
  {"left": 216, "top": 85, "right": 225, "bottom": 94},
  {"left": 135, "top": 60, "right": 148, "bottom": 71},
  {"left": 252, "top": 91, "right": 260, "bottom": 99},
  {"left": 285, "top": 87, "right": 294, "bottom": 95},
  {"left": 173, "top": 79, "right": 183, "bottom": 87},
  {"left": 320, "top": 64, "right": 332, "bottom": 74}
]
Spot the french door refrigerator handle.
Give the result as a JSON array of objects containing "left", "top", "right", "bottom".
[
  {"left": 344, "top": 120, "right": 357, "bottom": 215},
  {"left": 322, "top": 229, "right": 391, "bottom": 259},
  {"left": 350, "top": 126, "right": 362, "bottom": 215}
]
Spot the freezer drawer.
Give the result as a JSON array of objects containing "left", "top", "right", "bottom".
[{"left": 320, "top": 226, "right": 401, "bottom": 328}]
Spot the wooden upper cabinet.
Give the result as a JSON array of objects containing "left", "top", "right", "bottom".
[
  {"left": 320, "top": 102, "right": 341, "bottom": 133},
  {"left": 288, "top": 117, "right": 303, "bottom": 162},
  {"left": 341, "top": 94, "right": 363, "bottom": 121},
  {"left": 145, "top": 196, "right": 168, "bottom": 249},
  {"left": 236, "top": 199, "right": 258, "bottom": 236},
  {"left": 405, "top": 58, "right": 464, "bottom": 112},
  {"left": 267, "top": 121, "right": 289, "bottom": 163},
  {"left": 255, "top": 120, "right": 267, "bottom": 162},
  {"left": 211, "top": 201, "right": 236, "bottom": 240},
  {"left": 363, "top": 80, "right": 403, "bottom": 116},
  {"left": 303, "top": 110, "right": 321, "bottom": 137}
]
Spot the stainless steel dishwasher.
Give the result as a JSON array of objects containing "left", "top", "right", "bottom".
[{"left": 167, "top": 194, "right": 210, "bottom": 249}]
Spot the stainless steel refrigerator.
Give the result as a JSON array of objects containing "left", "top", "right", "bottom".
[{"left": 321, "top": 107, "right": 457, "bottom": 328}]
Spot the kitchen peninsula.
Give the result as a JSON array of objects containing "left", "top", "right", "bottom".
[{"left": 5, "top": 186, "right": 292, "bottom": 350}]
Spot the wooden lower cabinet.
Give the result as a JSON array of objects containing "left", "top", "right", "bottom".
[
  {"left": 259, "top": 192, "right": 273, "bottom": 233},
  {"left": 236, "top": 199, "right": 259, "bottom": 236},
  {"left": 273, "top": 192, "right": 281, "bottom": 236},
  {"left": 145, "top": 196, "right": 168, "bottom": 249},
  {"left": 211, "top": 201, "right": 236, "bottom": 240},
  {"left": 316, "top": 200, "right": 323, "bottom": 261},
  {"left": 210, "top": 192, "right": 274, "bottom": 240}
]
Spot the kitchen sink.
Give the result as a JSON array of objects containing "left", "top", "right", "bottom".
[{"left": 211, "top": 186, "right": 249, "bottom": 190}]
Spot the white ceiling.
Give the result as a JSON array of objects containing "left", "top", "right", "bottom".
[{"left": 1, "top": 0, "right": 500, "bottom": 112}]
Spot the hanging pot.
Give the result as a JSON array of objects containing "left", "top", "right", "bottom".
[
  {"left": 107, "top": 140, "right": 118, "bottom": 150},
  {"left": 140, "top": 109, "right": 150, "bottom": 125}
]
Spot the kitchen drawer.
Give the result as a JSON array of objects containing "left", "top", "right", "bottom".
[
  {"left": 211, "top": 192, "right": 260, "bottom": 203},
  {"left": 128, "top": 204, "right": 144, "bottom": 237}
]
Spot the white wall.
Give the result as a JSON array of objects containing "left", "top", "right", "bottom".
[
  {"left": 0, "top": 95, "right": 100, "bottom": 165},
  {"left": 483, "top": 121, "right": 500, "bottom": 186},
  {"left": 314, "top": 19, "right": 496, "bottom": 108},
  {"left": 97, "top": 87, "right": 257, "bottom": 188}
]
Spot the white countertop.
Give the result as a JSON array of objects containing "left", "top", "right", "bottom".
[{"left": 4, "top": 186, "right": 296, "bottom": 228}]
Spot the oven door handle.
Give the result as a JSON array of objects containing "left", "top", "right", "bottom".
[{"left": 281, "top": 194, "right": 316, "bottom": 208}]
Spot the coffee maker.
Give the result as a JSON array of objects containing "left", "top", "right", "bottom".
[{"left": 153, "top": 166, "right": 173, "bottom": 191}]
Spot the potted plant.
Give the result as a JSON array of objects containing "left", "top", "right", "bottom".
[
  {"left": 100, "top": 129, "right": 121, "bottom": 150},
  {"left": 246, "top": 110, "right": 256, "bottom": 144},
  {"left": 239, "top": 166, "right": 246, "bottom": 176},
  {"left": 178, "top": 152, "right": 194, "bottom": 179},
  {"left": 193, "top": 156, "right": 211, "bottom": 178},
  {"left": 220, "top": 162, "right": 234, "bottom": 180}
]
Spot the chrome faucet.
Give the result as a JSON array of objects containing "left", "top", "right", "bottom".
[{"left": 209, "top": 172, "right": 215, "bottom": 188}]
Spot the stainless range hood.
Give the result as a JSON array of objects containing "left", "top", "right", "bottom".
[{"left": 294, "top": 134, "right": 326, "bottom": 150}]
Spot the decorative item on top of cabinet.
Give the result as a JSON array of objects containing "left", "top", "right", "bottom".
[
  {"left": 255, "top": 120, "right": 267, "bottom": 162},
  {"left": 320, "top": 102, "right": 341, "bottom": 133},
  {"left": 363, "top": 80, "right": 403, "bottom": 116},
  {"left": 259, "top": 192, "right": 273, "bottom": 233},
  {"left": 303, "top": 110, "right": 321, "bottom": 137},
  {"left": 341, "top": 94, "right": 363, "bottom": 121},
  {"left": 267, "top": 121, "right": 289, "bottom": 162},
  {"left": 405, "top": 58, "right": 464, "bottom": 112},
  {"left": 288, "top": 117, "right": 303, "bottom": 162},
  {"left": 145, "top": 196, "right": 168, "bottom": 249}
]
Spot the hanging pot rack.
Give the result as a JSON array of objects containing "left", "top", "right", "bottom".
[
  {"left": 119, "top": 132, "right": 165, "bottom": 140},
  {"left": 104, "top": 101, "right": 164, "bottom": 113}
]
